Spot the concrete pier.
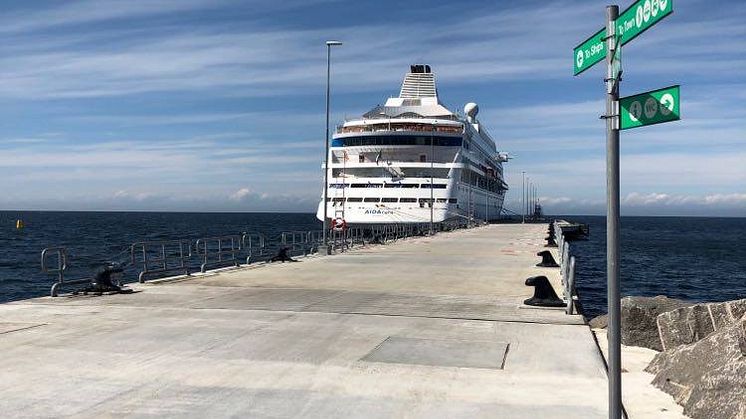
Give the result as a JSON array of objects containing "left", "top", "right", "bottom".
[{"left": 0, "top": 224, "right": 609, "bottom": 418}]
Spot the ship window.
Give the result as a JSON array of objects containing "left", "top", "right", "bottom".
[
  {"left": 359, "top": 155, "right": 365, "bottom": 163},
  {"left": 347, "top": 197, "right": 363, "bottom": 202},
  {"left": 437, "top": 198, "right": 448, "bottom": 203},
  {"left": 381, "top": 197, "right": 398, "bottom": 202},
  {"left": 448, "top": 198, "right": 457, "bottom": 203},
  {"left": 419, "top": 198, "right": 433, "bottom": 208},
  {"left": 384, "top": 183, "right": 401, "bottom": 188},
  {"left": 336, "top": 136, "right": 462, "bottom": 147},
  {"left": 364, "top": 197, "right": 380, "bottom": 202},
  {"left": 401, "top": 184, "right": 419, "bottom": 188},
  {"left": 419, "top": 154, "right": 427, "bottom": 162},
  {"left": 332, "top": 197, "right": 345, "bottom": 203},
  {"left": 400, "top": 198, "right": 417, "bottom": 203}
]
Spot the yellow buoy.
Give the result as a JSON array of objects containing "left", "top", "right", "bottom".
[{"left": 16, "top": 219, "right": 24, "bottom": 229}]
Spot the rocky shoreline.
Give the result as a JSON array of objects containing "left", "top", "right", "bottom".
[{"left": 591, "top": 296, "right": 746, "bottom": 419}]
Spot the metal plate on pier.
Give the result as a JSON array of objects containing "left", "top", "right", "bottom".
[{"left": 362, "top": 336, "right": 509, "bottom": 369}]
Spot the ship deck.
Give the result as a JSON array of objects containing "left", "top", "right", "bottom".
[{"left": 0, "top": 224, "right": 609, "bottom": 418}]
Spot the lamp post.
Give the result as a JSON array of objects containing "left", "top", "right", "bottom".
[
  {"left": 521, "top": 171, "right": 525, "bottom": 223},
  {"left": 526, "top": 176, "right": 530, "bottom": 221},
  {"left": 528, "top": 182, "right": 534, "bottom": 220},
  {"left": 322, "top": 40, "right": 342, "bottom": 254},
  {"left": 429, "top": 122, "right": 435, "bottom": 235}
]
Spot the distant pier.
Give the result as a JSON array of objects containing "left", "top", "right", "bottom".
[{"left": 1, "top": 224, "right": 612, "bottom": 418}]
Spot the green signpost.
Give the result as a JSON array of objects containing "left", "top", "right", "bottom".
[
  {"left": 620, "top": 85, "right": 680, "bottom": 129},
  {"left": 573, "top": 0, "right": 674, "bottom": 75},
  {"left": 573, "top": 2, "right": 679, "bottom": 418}
]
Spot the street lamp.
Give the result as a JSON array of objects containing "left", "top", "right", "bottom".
[
  {"left": 526, "top": 177, "right": 530, "bottom": 221},
  {"left": 322, "top": 40, "right": 342, "bottom": 254},
  {"left": 521, "top": 171, "right": 525, "bottom": 223}
]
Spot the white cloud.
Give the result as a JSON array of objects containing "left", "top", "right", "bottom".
[
  {"left": 624, "top": 192, "right": 746, "bottom": 207},
  {"left": 532, "top": 192, "right": 746, "bottom": 217},
  {"left": 229, "top": 188, "right": 253, "bottom": 201},
  {"left": 540, "top": 196, "right": 572, "bottom": 205},
  {"left": 704, "top": 194, "right": 746, "bottom": 205},
  {"left": 113, "top": 190, "right": 158, "bottom": 202}
]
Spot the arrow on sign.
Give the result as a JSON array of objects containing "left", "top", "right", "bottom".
[{"left": 620, "top": 85, "right": 680, "bottom": 130}]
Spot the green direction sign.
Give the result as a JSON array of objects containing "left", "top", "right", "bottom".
[
  {"left": 573, "top": 0, "right": 674, "bottom": 75},
  {"left": 616, "top": 0, "right": 673, "bottom": 46},
  {"left": 620, "top": 85, "right": 680, "bottom": 130},
  {"left": 573, "top": 29, "right": 605, "bottom": 75}
]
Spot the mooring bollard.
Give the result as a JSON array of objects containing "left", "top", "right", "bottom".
[
  {"left": 523, "top": 276, "right": 565, "bottom": 307},
  {"left": 536, "top": 250, "right": 559, "bottom": 268}
]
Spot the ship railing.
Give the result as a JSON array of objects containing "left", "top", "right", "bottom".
[
  {"left": 42, "top": 247, "right": 86, "bottom": 297},
  {"left": 241, "top": 232, "right": 267, "bottom": 264},
  {"left": 130, "top": 239, "right": 193, "bottom": 283},
  {"left": 195, "top": 235, "right": 241, "bottom": 273}
]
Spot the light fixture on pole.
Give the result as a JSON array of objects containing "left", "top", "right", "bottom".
[
  {"left": 322, "top": 40, "right": 342, "bottom": 254},
  {"left": 521, "top": 171, "right": 525, "bottom": 223}
]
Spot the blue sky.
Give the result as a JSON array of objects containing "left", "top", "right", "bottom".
[{"left": 1, "top": 0, "right": 744, "bottom": 216}]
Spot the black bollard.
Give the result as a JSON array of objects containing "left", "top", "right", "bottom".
[
  {"left": 270, "top": 247, "right": 298, "bottom": 263},
  {"left": 78, "top": 264, "right": 131, "bottom": 295},
  {"left": 523, "top": 276, "right": 565, "bottom": 307},
  {"left": 536, "top": 250, "right": 559, "bottom": 268},
  {"left": 545, "top": 234, "right": 558, "bottom": 247}
]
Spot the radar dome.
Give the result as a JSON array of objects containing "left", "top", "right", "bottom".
[{"left": 464, "top": 102, "right": 479, "bottom": 122}]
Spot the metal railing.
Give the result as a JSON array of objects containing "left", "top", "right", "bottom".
[
  {"left": 195, "top": 235, "right": 242, "bottom": 273},
  {"left": 553, "top": 221, "right": 578, "bottom": 315},
  {"left": 241, "top": 232, "right": 267, "bottom": 264},
  {"left": 40, "top": 221, "right": 485, "bottom": 295},
  {"left": 131, "top": 239, "right": 192, "bottom": 283},
  {"left": 280, "top": 230, "right": 324, "bottom": 256},
  {"left": 42, "top": 247, "right": 93, "bottom": 297}
]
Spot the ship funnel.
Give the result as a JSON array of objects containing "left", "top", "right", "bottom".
[
  {"left": 464, "top": 102, "right": 479, "bottom": 122},
  {"left": 399, "top": 64, "right": 437, "bottom": 99}
]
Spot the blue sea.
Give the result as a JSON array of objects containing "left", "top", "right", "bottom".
[{"left": 2, "top": 211, "right": 745, "bottom": 317}]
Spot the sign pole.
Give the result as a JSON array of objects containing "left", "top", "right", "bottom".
[{"left": 605, "top": 5, "right": 622, "bottom": 419}]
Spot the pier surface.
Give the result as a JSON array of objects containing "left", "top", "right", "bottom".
[{"left": 0, "top": 224, "right": 608, "bottom": 418}]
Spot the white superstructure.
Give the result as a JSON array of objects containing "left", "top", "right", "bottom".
[{"left": 317, "top": 64, "right": 509, "bottom": 224}]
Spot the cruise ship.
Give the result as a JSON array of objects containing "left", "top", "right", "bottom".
[{"left": 317, "top": 64, "right": 509, "bottom": 225}]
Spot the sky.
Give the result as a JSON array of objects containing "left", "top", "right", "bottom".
[{"left": 1, "top": 0, "right": 744, "bottom": 216}]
